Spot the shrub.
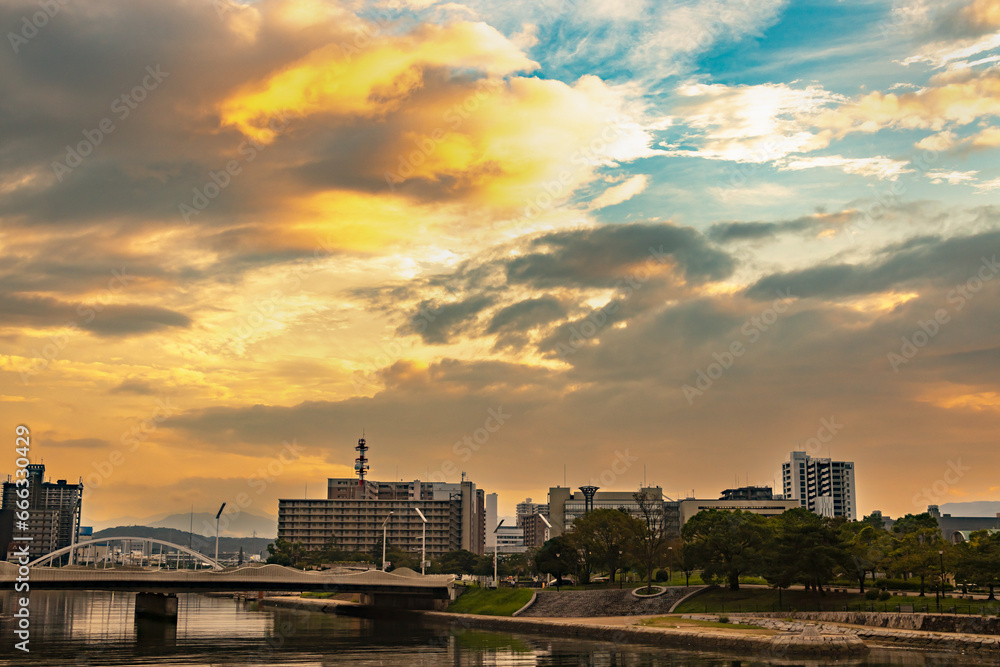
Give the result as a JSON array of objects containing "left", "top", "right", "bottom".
[
  {"left": 865, "top": 589, "right": 880, "bottom": 601},
  {"left": 878, "top": 591, "right": 891, "bottom": 602},
  {"left": 655, "top": 570, "right": 669, "bottom": 582},
  {"left": 718, "top": 615, "right": 729, "bottom": 624}
]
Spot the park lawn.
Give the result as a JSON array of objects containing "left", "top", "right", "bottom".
[
  {"left": 675, "top": 587, "right": 1000, "bottom": 615},
  {"left": 447, "top": 587, "right": 535, "bottom": 616},
  {"left": 638, "top": 616, "right": 775, "bottom": 635}
]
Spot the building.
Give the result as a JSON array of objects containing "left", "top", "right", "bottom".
[
  {"left": 927, "top": 505, "right": 1000, "bottom": 543},
  {"left": 547, "top": 484, "right": 800, "bottom": 539},
  {"left": 485, "top": 493, "right": 498, "bottom": 552},
  {"left": 720, "top": 486, "right": 775, "bottom": 501},
  {"left": 547, "top": 486, "right": 679, "bottom": 537},
  {"left": 494, "top": 524, "right": 526, "bottom": 554},
  {"left": 277, "top": 437, "right": 486, "bottom": 559},
  {"left": 782, "top": 451, "right": 857, "bottom": 520},
  {"left": 676, "top": 497, "right": 800, "bottom": 527},
  {"left": 515, "top": 498, "right": 549, "bottom": 527},
  {"left": 1, "top": 464, "right": 83, "bottom": 562},
  {"left": 522, "top": 512, "right": 551, "bottom": 549}
]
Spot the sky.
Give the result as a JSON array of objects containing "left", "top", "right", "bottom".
[{"left": 3, "top": 0, "right": 1000, "bottom": 529}]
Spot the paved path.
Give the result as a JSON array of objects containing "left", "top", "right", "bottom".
[{"left": 519, "top": 588, "right": 694, "bottom": 617}]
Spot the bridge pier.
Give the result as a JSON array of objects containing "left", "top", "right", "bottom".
[{"left": 135, "top": 592, "right": 178, "bottom": 621}]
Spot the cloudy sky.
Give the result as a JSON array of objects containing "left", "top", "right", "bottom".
[{"left": 3, "top": 0, "right": 1000, "bottom": 527}]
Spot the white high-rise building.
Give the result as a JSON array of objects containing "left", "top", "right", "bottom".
[
  {"left": 782, "top": 451, "right": 856, "bottom": 520},
  {"left": 485, "top": 492, "right": 498, "bottom": 551},
  {"left": 515, "top": 498, "right": 548, "bottom": 527}
]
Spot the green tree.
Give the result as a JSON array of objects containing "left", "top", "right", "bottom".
[
  {"left": 266, "top": 538, "right": 306, "bottom": 567},
  {"left": 438, "top": 549, "right": 480, "bottom": 575},
  {"left": 955, "top": 530, "right": 1000, "bottom": 600},
  {"left": 570, "top": 508, "right": 637, "bottom": 587},
  {"left": 840, "top": 521, "right": 890, "bottom": 593},
  {"left": 682, "top": 509, "right": 770, "bottom": 591},
  {"left": 535, "top": 535, "right": 579, "bottom": 588},
  {"left": 764, "top": 509, "right": 847, "bottom": 594},
  {"left": 891, "top": 514, "right": 946, "bottom": 596}
]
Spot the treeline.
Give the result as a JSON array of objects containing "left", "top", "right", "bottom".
[{"left": 533, "top": 506, "right": 1000, "bottom": 597}]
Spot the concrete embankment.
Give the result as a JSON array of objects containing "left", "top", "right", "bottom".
[{"left": 260, "top": 596, "right": 864, "bottom": 658}]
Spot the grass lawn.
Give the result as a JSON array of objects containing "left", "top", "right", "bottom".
[
  {"left": 675, "top": 587, "right": 1000, "bottom": 615},
  {"left": 447, "top": 587, "right": 535, "bottom": 616},
  {"left": 638, "top": 616, "right": 775, "bottom": 635}
]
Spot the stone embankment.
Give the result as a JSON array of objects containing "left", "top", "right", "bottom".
[{"left": 723, "top": 613, "right": 1000, "bottom": 656}]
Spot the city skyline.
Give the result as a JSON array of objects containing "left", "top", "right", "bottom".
[{"left": 2, "top": 0, "right": 1000, "bottom": 525}]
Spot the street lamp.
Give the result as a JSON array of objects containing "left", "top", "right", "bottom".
[
  {"left": 938, "top": 550, "right": 945, "bottom": 611},
  {"left": 214, "top": 503, "right": 227, "bottom": 564},
  {"left": 381, "top": 511, "right": 394, "bottom": 571},
  {"left": 413, "top": 507, "right": 427, "bottom": 575},
  {"left": 493, "top": 519, "right": 505, "bottom": 588},
  {"left": 555, "top": 552, "right": 561, "bottom": 592}
]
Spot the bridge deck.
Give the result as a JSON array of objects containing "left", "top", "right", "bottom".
[{"left": 0, "top": 562, "right": 455, "bottom": 597}]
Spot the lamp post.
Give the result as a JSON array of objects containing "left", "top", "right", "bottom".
[
  {"left": 618, "top": 549, "right": 623, "bottom": 590},
  {"left": 381, "top": 511, "right": 394, "bottom": 571},
  {"left": 938, "top": 549, "right": 945, "bottom": 611},
  {"left": 493, "top": 519, "right": 505, "bottom": 588},
  {"left": 214, "top": 503, "right": 227, "bottom": 564},
  {"left": 555, "top": 552, "right": 561, "bottom": 592},
  {"left": 414, "top": 507, "right": 427, "bottom": 575}
]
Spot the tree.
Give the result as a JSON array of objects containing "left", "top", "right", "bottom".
[
  {"left": 891, "top": 514, "right": 946, "bottom": 596},
  {"left": 570, "top": 508, "right": 637, "bottom": 587},
  {"left": 632, "top": 490, "right": 671, "bottom": 592},
  {"left": 266, "top": 539, "right": 307, "bottom": 567},
  {"left": 955, "top": 530, "right": 1000, "bottom": 600},
  {"left": 438, "top": 549, "right": 480, "bottom": 575},
  {"left": 764, "top": 509, "right": 847, "bottom": 594},
  {"left": 535, "top": 536, "right": 579, "bottom": 588},
  {"left": 683, "top": 509, "right": 770, "bottom": 591},
  {"left": 840, "top": 522, "right": 890, "bottom": 593}
]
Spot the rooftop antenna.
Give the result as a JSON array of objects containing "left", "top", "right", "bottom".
[
  {"left": 643, "top": 464, "right": 646, "bottom": 487},
  {"left": 355, "top": 434, "right": 369, "bottom": 487},
  {"left": 563, "top": 464, "right": 566, "bottom": 487}
]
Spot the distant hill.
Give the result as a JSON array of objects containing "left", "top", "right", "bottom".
[
  {"left": 89, "top": 509, "right": 277, "bottom": 538},
  {"left": 92, "top": 526, "right": 273, "bottom": 559},
  {"left": 939, "top": 501, "right": 1000, "bottom": 518}
]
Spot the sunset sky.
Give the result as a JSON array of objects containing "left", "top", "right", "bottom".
[{"left": 3, "top": 0, "right": 1000, "bottom": 529}]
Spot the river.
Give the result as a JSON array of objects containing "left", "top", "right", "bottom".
[{"left": 0, "top": 592, "right": 994, "bottom": 666}]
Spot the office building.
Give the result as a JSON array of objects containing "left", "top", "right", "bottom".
[
  {"left": 515, "top": 498, "right": 549, "bottom": 527},
  {"left": 522, "top": 512, "right": 551, "bottom": 549},
  {"left": 927, "top": 505, "right": 1000, "bottom": 543},
  {"left": 1, "top": 464, "right": 83, "bottom": 562},
  {"left": 676, "top": 497, "right": 800, "bottom": 526},
  {"left": 485, "top": 493, "right": 498, "bottom": 551},
  {"left": 782, "top": 451, "right": 857, "bottom": 520},
  {"left": 494, "top": 524, "right": 526, "bottom": 554},
  {"left": 278, "top": 438, "right": 486, "bottom": 558},
  {"left": 720, "top": 486, "right": 775, "bottom": 501}
]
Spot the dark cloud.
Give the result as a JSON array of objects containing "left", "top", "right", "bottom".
[
  {"left": 506, "top": 223, "right": 734, "bottom": 288},
  {"left": 746, "top": 228, "right": 1000, "bottom": 301},
  {"left": 111, "top": 378, "right": 156, "bottom": 395},
  {"left": 44, "top": 437, "right": 110, "bottom": 450},
  {"left": 398, "top": 295, "right": 495, "bottom": 344},
  {"left": 0, "top": 293, "right": 190, "bottom": 337},
  {"left": 487, "top": 297, "right": 567, "bottom": 351}
]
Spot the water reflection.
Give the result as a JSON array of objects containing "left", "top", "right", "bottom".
[{"left": 0, "top": 592, "right": 994, "bottom": 666}]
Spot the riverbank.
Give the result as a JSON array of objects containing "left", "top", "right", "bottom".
[{"left": 259, "top": 596, "right": 863, "bottom": 658}]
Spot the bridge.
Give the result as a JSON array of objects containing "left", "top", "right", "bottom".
[{"left": 2, "top": 537, "right": 456, "bottom": 619}]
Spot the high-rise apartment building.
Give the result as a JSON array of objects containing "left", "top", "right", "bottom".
[
  {"left": 782, "top": 451, "right": 857, "bottom": 520},
  {"left": 1, "top": 464, "right": 83, "bottom": 562},
  {"left": 515, "top": 498, "right": 549, "bottom": 527}
]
